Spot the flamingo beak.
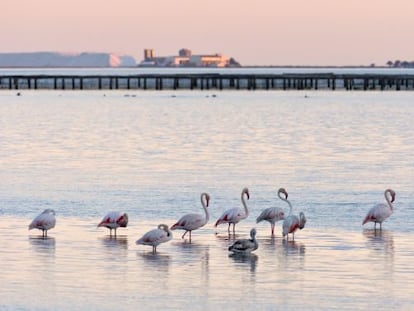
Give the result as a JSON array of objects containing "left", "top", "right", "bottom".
[{"left": 391, "top": 192, "right": 396, "bottom": 203}]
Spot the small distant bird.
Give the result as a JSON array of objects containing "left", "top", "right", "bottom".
[
  {"left": 215, "top": 187, "right": 250, "bottom": 234},
  {"left": 228, "top": 228, "right": 258, "bottom": 254},
  {"left": 362, "top": 189, "right": 396, "bottom": 230},
  {"left": 97, "top": 211, "right": 128, "bottom": 236},
  {"left": 256, "top": 188, "right": 288, "bottom": 235},
  {"left": 136, "top": 224, "right": 173, "bottom": 253},
  {"left": 171, "top": 192, "right": 210, "bottom": 242},
  {"left": 28, "top": 209, "right": 56, "bottom": 237}
]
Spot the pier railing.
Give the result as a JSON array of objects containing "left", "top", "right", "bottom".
[{"left": 1, "top": 73, "right": 414, "bottom": 91}]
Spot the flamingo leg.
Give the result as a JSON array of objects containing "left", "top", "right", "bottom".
[
  {"left": 227, "top": 223, "right": 231, "bottom": 233},
  {"left": 182, "top": 231, "right": 188, "bottom": 239},
  {"left": 271, "top": 223, "right": 275, "bottom": 236},
  {"left": 233, "top": 223, "right": 236, "bottom": 234},
  {"left": 189, "top": 231, "right": 192, "bottom": 243}
]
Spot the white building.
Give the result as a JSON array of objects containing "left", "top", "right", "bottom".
[{"left": 139, "top": 49, "right": 240, "bottom": 67}]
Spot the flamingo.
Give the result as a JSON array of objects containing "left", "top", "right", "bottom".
[
  {"left": 97, "top": 211, "right": 128, "bottom": 236},
  {"left": 215, "top": 187, "right": 250, "bottom": 234},
  {"left": 171, "top": 192, "right": 210, "bottom": 242},
  {"left": 228, "top": 228, "right": 258, "bottom": 254},
  {"left": 256, "top": 188, "right": 287, "bottom": 235},
  {"left": 282, "top": 193, "right": 306, "bottom": 240},
  {"left": 28, "top": 209, "right": 56, "bottom": 237},
  {"left": 136, "top": 224, "right": 173, "bottom": 253},
  {"left": 362, "top": 189, "right": 396, "bottom": 230}
]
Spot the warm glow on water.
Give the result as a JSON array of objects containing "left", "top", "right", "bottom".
[{"left": 1, "top": 90, "right": 414, "bottom": 310}]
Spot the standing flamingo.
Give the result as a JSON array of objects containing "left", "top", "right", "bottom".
[
  {"left": 28, "top": 209, "right": 56, "bottom": 237},
  {"left": 97, "top": 211, "right": 128, "bottom": 237},
  {"left": 228, "top": 228, "right": 259, "bottom": 254},
  {"left": 215, "top": 187, "right": 250, "bottom": 234},
  {"left": 171, "top": 192, "right": 210, "bottom": 242},
  {"left": 282, "top": 192, "right": 306, "bottom": 240},
  {"left": 136, "top": 224, "right": 173, "bottom": 253},
  {"left": 362, "top": 189, "right": 396, "bottom": 230},
  {"left": 256, "top": 188, "right": 288, "bottom": 235}
]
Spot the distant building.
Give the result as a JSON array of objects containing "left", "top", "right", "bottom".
[{"left": 139, "top": 49, "right": 241, "bottom": 67}]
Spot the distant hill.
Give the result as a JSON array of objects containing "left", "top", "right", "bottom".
[{"left": 0, "top": 52, "right": 136, "bottom": 67}]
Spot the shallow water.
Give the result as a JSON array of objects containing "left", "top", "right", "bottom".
[
  {"left": 1, "top": 90, "right": 414, "bottom": 310},
  {"left": 1, "top": 217, "right": 414, "bottom": 310}
]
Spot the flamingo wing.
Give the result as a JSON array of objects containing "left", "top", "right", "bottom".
[
  {"left": 282, "top": 215, "right": 299, "bottom": 236},
  {"left": 257, "top": 207, "right": 284, "bottom": 223},
  {"left": 29, "top": 211, "right": 56, "bottom": 231},
  {"left": 215, "top": 208, "right": 242, "bottom": 227},
  {"left": 363, "top": 203, "right": 391, "bottom": 225},
  {"left": 98, "top": 211, "right": 128, "bottom": 228},
  {"left": 171, "top": 213, "right": 205, "bottom": 231},
  {"left": 137, "top": 228, "right": 171, "bottom": 246},
  {"left": 229, "top": 239, "right": 253, "bottom": 253}
]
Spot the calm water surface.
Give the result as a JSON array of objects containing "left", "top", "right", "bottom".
[{"left": 1, "top": 90, "right": 414, "bottom": 310}]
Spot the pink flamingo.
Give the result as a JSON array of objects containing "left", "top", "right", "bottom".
[
  {"left": 171, "top": 192, "right": 210, "bottom": 242},
  {"left": 282, "top": 193, "right": 306, "bottom": 240},
  {"left": 362, "top": 189, "right": 396, "bottom": 230},
  {"left": 28, "top": 209, "right": 56, "bottom": 237},
  {"left": 136, "top": 224, "right": 173, "bottom": 253},
  {"left": 256, "top": 188, "right": 287, "bottom": 235},
  {"left": 97, "top": 211, "right": 128, "bottom": 236},
  {"left": 215, "top": 187, "right": 250, "bottom": 234}
]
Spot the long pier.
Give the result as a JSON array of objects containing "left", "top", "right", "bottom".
[{"left": 1, "top": 73, "right": 414, "bottom": 91}]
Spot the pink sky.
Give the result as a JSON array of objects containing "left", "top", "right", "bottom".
[{"left": 2, "top": 0, "right": 414, "bottom": 66}]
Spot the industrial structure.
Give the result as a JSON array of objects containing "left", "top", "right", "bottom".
[{"left": 139, "top": 48, "right": 240, "bottom": 67}]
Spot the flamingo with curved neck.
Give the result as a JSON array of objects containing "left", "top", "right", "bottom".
[
  {"left": 28, "top": 209, "right": 56, "bottom": 238},
  {"left": 282, "top": 191, "right": 306, "bottom": 240},
  {"left": 171, "top": 192, "right": 210, "bottom": 242},
  {"left": 215, "top": 187, "right": 250, "bottom": 234},
  {"left": 256, "top": 188, "right": 287, "bottom": 235},
  {"left": 136, "top": 224, "right": 173, "bottom": 253},
  {"left": 363, "top": 189, "right": 396, "bottom": 230}
]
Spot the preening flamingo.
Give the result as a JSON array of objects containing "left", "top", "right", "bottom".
[
  {"left": 136, "top": 224, "right": 173, "bottom": 253},
  {"left": 228, "top": 228, "right": 258, "bottom": 254},
  {"left": 171, "top": 192, "right": 210, "bottom": 242},
  {"left": 97, "top": 211, "right": 128, "bottom": 236},
  {"left": 282, "top": 193, "right": 306, "bottom": 240},
  {"left": 215, "top": 187, "right": 250, "bottom": 234},
  {"left": 256, "top": 188, "right": 287, "bottom": 235},
  {"left": 28, "top": 209, "right": 56, "bottom": 237},
  {"left": 362, "top": 189, "right": 396, "bottom": 230}
]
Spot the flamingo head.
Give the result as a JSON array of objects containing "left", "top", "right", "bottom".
[
  {"left": 299, "top": 212, "right": 307, "bottom": 229},
  {"left": 119, "top": 213, "right": 128, "bottom": 227},
  {"left": 204, "top": 193, "right": 210, "bottom": 207},
  {"left": 243, "top": 188, "right": 250, "bottom": 200},
  {"left": 389, "top": 189, "right": 396, "bottom": 203},
  {"left": 278, "top": 188, "right": 288, "bottom": 199}
]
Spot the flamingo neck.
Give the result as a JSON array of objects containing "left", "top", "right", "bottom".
[
  {"left": 241, "top": 192, "right": 249, "bottom": 217},
  {"left": 281, "top": 196, "right": 293, "bottom": 216},
  {"left": 385, "top": 190, "right": 394, "bottom": 211},
  {"left": 201, "top": 193, "right": 209, "bottom": 222}
]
